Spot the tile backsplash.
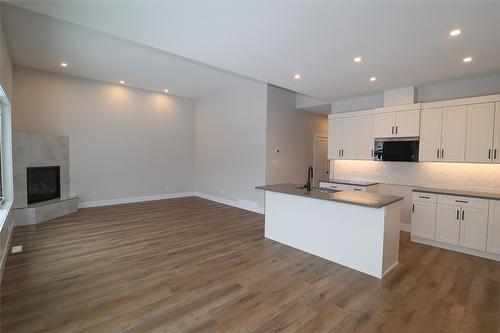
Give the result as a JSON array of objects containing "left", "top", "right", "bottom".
[{"left": 332, "top": 160, "right": 500, "bottom": 192}]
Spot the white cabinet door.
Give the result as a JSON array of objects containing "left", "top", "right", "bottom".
[
  {"left": 374, "top": 112, "right": 395, "bottom": 138},
  {"left": 357, "top": 115, "right": 374, "bottom": 160},
  {"left": 466, "top": 103, "right": 495, "bottom": 163},
  {"left": 395, "top": 110, "right": 420, "bottom": 137},
  {"left": 441, "top": 105, "right": 467, "bottom": 162},
  {"left": 411, "top": 201, "right": 437, "bottom": 240},
  {"left": 328, "top": 118, "right": 341, "bottom": 159},
  {"left": 493, "top": 103, "right": 500, "bottom": 164},
  {"left": 341, "top": 117, "right": 358, "bottom": 160},
  {"left": 487, "top": 200, "right": 500, "bottom": 254},
  {"left": 459, "top": 207, "right": 488, "bottom": 251},
  {"left": 435, "top": 204, "right": 460, "bottom": 245},
  {"left": 419, "top": 108, "right": 443, "bottom": 162}
]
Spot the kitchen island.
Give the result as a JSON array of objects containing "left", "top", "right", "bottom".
[{"left": 256, "top": 183, "right": 403, "bottom": 278}]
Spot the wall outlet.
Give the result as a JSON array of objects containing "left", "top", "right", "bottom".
[{"left": 11, "top": 245, "right": 22, "bottom": 254}]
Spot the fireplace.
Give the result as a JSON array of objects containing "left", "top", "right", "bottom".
[{"left": 27, "top": 166, "right": 61, "bottom": 204}]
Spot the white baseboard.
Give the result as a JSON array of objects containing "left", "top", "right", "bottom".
[
  {"left": 78, "top": 192, "right": 197, "bottom": 208},
  {"left": 400, "top": 223, "right": 411, "bottom": 232},
  {"left": 194, "top": 192, "right": 264, "bottom": 214}
]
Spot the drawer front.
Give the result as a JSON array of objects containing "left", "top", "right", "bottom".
[
  {"left": 437, "top": 194, "right": 488, "bottom": 209},
  {"left": 413, "top": 192, "right": 437, "bottom": 203},
  {"left": 350, "top": 186, "right": 366, "bottom": 192}
]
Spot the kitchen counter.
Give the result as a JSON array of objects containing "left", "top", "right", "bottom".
[
  {"left": 319, "top": 179, "right": 379, "bottom": 187},
  {"left": 256, "top": 183, "right": 402, "bottom": 208},
  {"left": 413, "top": 187, "right": 500, "bottom": 201},
  {"left": 256, "top": 183, "right": 402, "bottom": 278}
]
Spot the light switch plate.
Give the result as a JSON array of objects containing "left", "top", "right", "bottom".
[{"left": 11, "top": 245, "right": 22, "bottom": 254}]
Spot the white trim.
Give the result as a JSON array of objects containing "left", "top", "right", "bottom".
[
  {"left": 382, "top": 261, "right": 399, "bottom": 278},
  {"left": 400, "top": 223, "right": 411, "bottom": 232},
  {"left": 194, "top": 192, "right": 264, "bottom": 214},
  {"left": 78, "top": 192, "right": 197, "bottom": 208},
  {"left": 373, "top": 103, "right": 421, "bottom": 113},
  {"left": 411, "top": 236, "right": 500, "bottom": 262}
]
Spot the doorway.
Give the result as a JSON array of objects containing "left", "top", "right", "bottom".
[{"left": 313, "top": 136, "right": 329, "bottom": 187}]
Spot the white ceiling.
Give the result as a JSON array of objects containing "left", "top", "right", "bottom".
[
  {"left": 2, "top": 5, "right": 255, "bottom": 99},
  {"left": 5, "top": 1, "right": 500, "bottom": 102}
]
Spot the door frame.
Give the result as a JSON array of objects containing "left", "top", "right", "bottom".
[{"left": 313, "top": 135, "right": 329, "bottom": 186}]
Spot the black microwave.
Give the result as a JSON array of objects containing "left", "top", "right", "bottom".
[{"left": 374, "top": 138, "right": 419, "bottom": 162}]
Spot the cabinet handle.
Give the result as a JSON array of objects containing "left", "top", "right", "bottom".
[
  {"left": 489, "top": 149, "right": 492, "bottom": 160},
  {"left": 412, "top": 204, "right": 415, "bottom": 213},
  {"left": 495, "top": 149, "right": 498, "bottom": 160},
  {"left": 371, "top": 149, "right": 374, "bottom": 158},
  {"left": 391, "top": 126, "right": 394, "bottom": 134},
  {"left": 419, "top": 195, "right": 430, "bottom": 199},
  {"left": 441, "top": 149, "right": 444, "bottom": 159},
  {"left": 456, "top": 209, "right": 460, "bottom": 220},
  {"left": 461, "top": 210, "right": 465, "bottom": 221},
  {"left": 437, "top": 149, "right": 440, "bottom": 159},
  {"left": 338, "top": 149, "right": 341, "bottom": 157},
  {"left": 455, "top": 200, "right": 468, "bottom": 204},
  {"left": 396, "top": 126, "right": 398, "bottom": 134}
]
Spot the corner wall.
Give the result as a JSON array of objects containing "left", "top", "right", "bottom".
[
  {"left": 266, "top": 85, "right": 328, "bottom": 185},
  {"left": 194, "top": 80, "right": 267, "bottom": 212}
]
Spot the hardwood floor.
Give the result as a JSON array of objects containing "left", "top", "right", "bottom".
[{"left": 1, "top": 196, "right": 500, "bottom": 332}]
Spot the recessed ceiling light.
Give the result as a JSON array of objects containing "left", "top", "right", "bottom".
[
  {"left": 369, "top": 77, "right": 376, "bottom": 82},
  {"left": 164, "top": 89, "right": 169, "bottom": 93},
  {"left": 60, "top": 62, "right": 68, "bottom": 68},
  {"left": 119, "top": 80, "right": 125, "bottom": 84},
  {"left": 294, "top": 73, "right": 301, "bottom": 80},
  {"left": 463, "top": 57, "right": 472, "bottom": 63},
  {"left": 354, "top": 56, "right": 362, "bottom": 63},
  {"left": 449, "top": 29, "right": 461, "bottom": 37}
]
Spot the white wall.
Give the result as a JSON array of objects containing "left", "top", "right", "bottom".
[
  {"left": 13, "top": 66, "right": 196, "bottom": 206},
  {"left": 195, "top": 79, "right": 267, "bottom": 212},
  {"left": 266, "top": 85, "right": 328, "bottom": 184},
  {"left": 0, "top": 4, "right": 13, "bottom": 101}
]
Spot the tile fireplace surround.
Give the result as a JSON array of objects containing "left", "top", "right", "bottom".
[{"left": 13, "top": 132, "right": 77, "bottom": 226}]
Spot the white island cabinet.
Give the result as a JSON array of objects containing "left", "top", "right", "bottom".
[{"left": 256, "top": 184, "right": 402, "bottom": 279}]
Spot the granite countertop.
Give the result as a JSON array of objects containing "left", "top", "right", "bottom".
[
  {"left": 319, "top": 179, "right": 379, "bottom": 187},
  {"left": 256, "top": 183, "right": 403, "bottom": 208},
  {"left": 413, "top": 187, "right": 500, "bottom": 201}
]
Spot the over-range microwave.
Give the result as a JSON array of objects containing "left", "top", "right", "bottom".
[{"left": 374, "top": 138, "right": 419, "bottom": 162}]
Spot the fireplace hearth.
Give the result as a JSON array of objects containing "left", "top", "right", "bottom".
[{"left": 27, "top": 166, "right": 61, "bottom": 204}]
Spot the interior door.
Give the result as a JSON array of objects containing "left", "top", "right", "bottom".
[
  {"left": 459, "top": 206, "right": 488, "bottom": 251},
  {"left": 394, "top": 110, "right": 420, "bottom": 137},
  {"left": 435, "top": 204, "right": 460, "bottom": 245},
  {"left": 487, "top": 200, "right": 500, "bottom": 255},
  {"left": 374, "top": 112, "right": 395, "bottom": 138},
  {"left": 492, "top": 103, "right": 500, "bottom": 164},
  {"left": 441, "top": 105, "right": 467, "bottom": 162},
  {"left": 341, "top": 117, "right": 358, "bottom": 159},
  {"left": 313, "top": 136, "right": 329, "bottom": 187},
  {"left": 411, "top": 201, "right": 437, "bottom": 240},
  {"left": 419, "top": 108, "right": 443, "bottom": 162},
  {"left": 466, "top": 103, "right": 495, "bottom": 163},
  {"left": 357, "top": 115, "right": 374, "bottom": 160}
]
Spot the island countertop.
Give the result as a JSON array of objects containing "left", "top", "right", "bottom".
[{"left": 256, "top": 183, "right": 403, "bottom": 208}]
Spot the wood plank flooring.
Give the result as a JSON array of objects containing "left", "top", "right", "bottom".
[{"left": 2, "top": 196, "right": 500, "bottom": 332}]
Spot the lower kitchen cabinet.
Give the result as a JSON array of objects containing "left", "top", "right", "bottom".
[
  {"left": 488, "top": 200, "right": 500, "bottom": 254},
  {"left": 435, "top": 204, "right": 460, "bottom": 245},
  {"left": 410, "top": 201, "right": 436, "bottom": 240},
  {"left": 459, "top": 206, "right": 488, "bottom": 251}
]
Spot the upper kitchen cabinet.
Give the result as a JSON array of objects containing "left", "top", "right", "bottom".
[
  {"left": 373, "top": 106, "right": 420, "bottom": 139},
  {"left": 328, "top": 116, "right": 358, "bottom": 160},
  {"left": 357, "top": 115, "right": 374, "bottom": 160},
  {"left": 466, "top": 103, "right": 495, "bottom": 163},
  {"left": 420, "top": 106, "right": 467, "bottom": 162},
  {"left": 494, "top": 102, "right": 500, "bottom": 164}
]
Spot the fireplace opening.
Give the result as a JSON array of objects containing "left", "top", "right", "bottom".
[{"left": 27, "top": 166, "right": 61, "bottom": 204}]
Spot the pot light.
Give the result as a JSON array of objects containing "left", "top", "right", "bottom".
[
  {"left": 354, "top": 56, "right": 362, "bottom": 63},
  {"left": 369, "top": 76, "right": 376, "bottom": 82},
  {"left": 294, "top": 73, "right": 301, "bottom": 80},
  {"left": 449, "top": 29, "right": 461, "bottom": 37},
  {"left": 463, "top": 57, "right": 472, "bottom": 63},
  {"left": 60, "top": 62, "right": 68, "bottom": 68},
  {"left": 164, "top": 89, "right": 169, "bottom": 93},
  {"left": 119, "top": 80, "right": 125, "bottom": 84}
]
